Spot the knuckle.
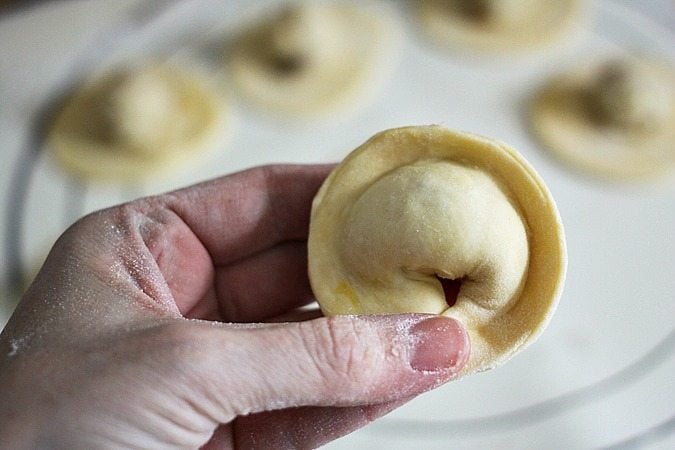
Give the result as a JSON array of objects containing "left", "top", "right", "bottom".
[
  {"left": 53, "top": 192, "right": 179, "bottom": 258},
  {"left": 298, "top": 318, "right": 385, "bottom": 392}
]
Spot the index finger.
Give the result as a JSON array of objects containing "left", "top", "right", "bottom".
[{"left": 163, "top": 164, "right": 334, "bottom": 265}]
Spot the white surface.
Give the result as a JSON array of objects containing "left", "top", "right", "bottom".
[{"left": 0, "top": 0, "right": 674, "bottom": 448}]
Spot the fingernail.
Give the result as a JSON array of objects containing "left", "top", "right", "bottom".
[{"left": 409, "top": 316, "right": 468, "bottom": 373}]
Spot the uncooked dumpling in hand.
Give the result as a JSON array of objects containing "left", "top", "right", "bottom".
[{"left": 308, "top": 126, "right": 566, "bottom": 375}]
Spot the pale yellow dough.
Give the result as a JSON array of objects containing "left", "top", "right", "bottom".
[
  {"left": 48, "top": 64, "right": 227, "bottom": 181},
  {"left": 228, "top": 2, "right": 399, "bottom": 117},
  {"left": 415, "top": 0, "right": 583, "bottom": 53},
  {"left": 308, "top": 126, "right": 566, "bottom": 374},
  {"left": 530, "top": 59, "right": 675, "bottom": 180}
]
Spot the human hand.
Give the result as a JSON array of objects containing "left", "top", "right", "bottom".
[{"left": 0, "top": 165, "right": 469, "bottom": 449}]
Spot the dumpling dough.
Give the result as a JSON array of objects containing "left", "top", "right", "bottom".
[
  {"left": 48, "top": 64, "right": 227, "bottom": 181},
  {"left": 415, "top": 0, "right": 583, "bottom": 53},
  {"left": 530, "top": 58, "right": 675, "bottom": 180},
  {"left": 308, "top": 126, "right": 566, "bottom": 374},
  {"left": 228, "top": 2, "right": 399, "bottom": 117}
]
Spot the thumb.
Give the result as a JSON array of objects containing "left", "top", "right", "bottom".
[{"left": 186, "top": 314, "right": 469, "bottom": 422}]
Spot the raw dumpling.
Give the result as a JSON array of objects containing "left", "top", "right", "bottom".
[
  {"left": 530, "top": 58, "right": 675, "bottom": 180},
  {"left": 228, "top": 2, "right": 400, "bottom": 117},
  {"left": 48, "top": 64, "right": 228, "bottom": 181},
  {"left": 308, "top": 125, "right": 566, "bottom": 374},
  {"left": 415, "top": 0, "right": 583, "bottom": 53}
]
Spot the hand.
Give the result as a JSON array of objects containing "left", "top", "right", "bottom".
[{"left": 0, "top": 165, "right": 469, "bottom": 449}]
